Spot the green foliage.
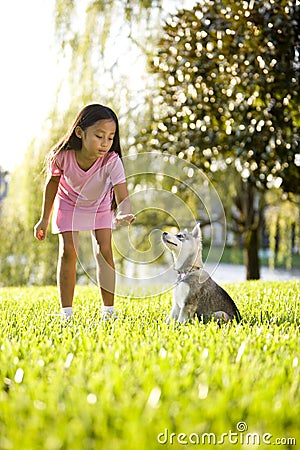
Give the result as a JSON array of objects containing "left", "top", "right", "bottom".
[
  {"left": 0, "top": 141, "right": 54, "bottom": 285},
  {"left": 53, "top": 0, "right": 164, "bottom": 128},
  {"left": 0, "top": 0, "right": 169, "bottom": 287},
  {"left": 133, "top": 0, "right": 300, "bottom": 278},
  {"left": 0, "top": 111, "right": 78, "bottom": 286},
  {"left": 1, "top": 0, "right": 299, "bottom": 285},
  {"left": 0, "top": 281, "right": 299, "bottom": 449},
  {"left": 265, "top": 192, "right": 300, "bottom": 270},
  {"left": 141, "top": 0, "right": 299, "bottom": 190},
  {"left": 54, "top": 0, "right": 76, "bottom": 50}
]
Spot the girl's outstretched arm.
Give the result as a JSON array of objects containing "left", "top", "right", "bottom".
[
  {"left": 113, "top": 183, "right": 136, "bottom": 226},
  {"left": 34, "top": 175, "right": 60, "bottom": 240}
]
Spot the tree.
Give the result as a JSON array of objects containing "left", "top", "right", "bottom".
[
  {"left": 0, "top": 0, "right": 175, "bottom": 285},
  {"left": 0, "top": 132, "right": 64, "bottom": 286},
  {"left": 53, "top": 0, "right": 166, "bottom": 139},
  {"left": 265, "top": 190, "right": 300, "bottom": 270},
  {"left": 135, "top": 0, "right": 300, "bottom": 279}
]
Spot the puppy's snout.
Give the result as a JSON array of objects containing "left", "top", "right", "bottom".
[{"left": 162, "top": 232, "right": 168, "bottom": 237}]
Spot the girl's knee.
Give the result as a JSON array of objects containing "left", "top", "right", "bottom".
[
  {"left": 58, "top": 233, "right": 78, "bottom": 262},
  {"left": 59, "top": 242, "right": 78, "bottom": 262},
  {"left": 97, "top": 243, "right": 112, "bottom": 259},
  {"left": 94, "top": 242, "right": 113, "bottom": 263}
]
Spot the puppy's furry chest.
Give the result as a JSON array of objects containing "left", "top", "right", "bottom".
[{"left": 174, "top": 281, "right": 190, "bottom": 308}]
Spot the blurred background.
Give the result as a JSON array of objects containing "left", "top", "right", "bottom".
[{"left": 0, "top": 0, "right": 299, "bottom": 287}]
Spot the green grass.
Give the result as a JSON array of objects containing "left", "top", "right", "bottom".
[{"left": 0, "top": 280, "right": 299, "bottom": 450}]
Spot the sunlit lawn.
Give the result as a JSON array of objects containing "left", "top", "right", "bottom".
[{"left": 0, "top": 280, "right": 299, "bottom": 449}]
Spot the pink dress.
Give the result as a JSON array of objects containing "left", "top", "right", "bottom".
[{"left": 49, "top": 150, "right": 126, "bottom": 233}]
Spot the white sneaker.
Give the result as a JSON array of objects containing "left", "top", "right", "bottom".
[
  {"left": 48, "top": 312, "right": 73, "bottom": 322},
  {"left": 101, "top": 310, "right": 119, "bottom": 322},
  {"left": 60, "top": 307, "right": 73, "bottom": 322},
  {"left": 62, "top": 314, "right": 73, "bottom": 321}
]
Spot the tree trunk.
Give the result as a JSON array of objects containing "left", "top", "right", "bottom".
[
  {"left": 244, "top": 227, "right": 260, "bottom": 280},
  {"left": 232, "top": 177, "right": 263, "bottom": 280}
]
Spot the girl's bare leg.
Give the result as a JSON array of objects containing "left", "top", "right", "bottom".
[
  {"left": 92, "top": 228, "right": 115, "bottom": 306},
  {"left": 57, "top": 231, "right": 79, "bottom": 307}
]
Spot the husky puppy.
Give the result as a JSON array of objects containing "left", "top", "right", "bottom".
[{"left": 162, "top": 223, "right": 241, "bottom": 324}]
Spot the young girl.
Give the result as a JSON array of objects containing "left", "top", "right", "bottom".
[{"left": 34, "top": 104, "right": 135, "bottom": 321}]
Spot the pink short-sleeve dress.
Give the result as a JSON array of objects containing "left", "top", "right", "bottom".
[{"left": 49, "top": 150, "right": 126, "bottom": 233}]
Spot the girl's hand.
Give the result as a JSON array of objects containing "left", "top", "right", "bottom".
[
  {"left": 34, "top": 218, "right": 49, "bottom": 241},
  {"left": 113, "top": 213, "right": 136, "bottom": 227}
]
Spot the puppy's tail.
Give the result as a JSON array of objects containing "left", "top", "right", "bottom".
[{"left": 234, "top": 308, "right": 242, "bottom": 324}]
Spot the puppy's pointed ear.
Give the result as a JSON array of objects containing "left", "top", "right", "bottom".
[{"left": 191, "top": 223, "right": 201, "bottom": 239}]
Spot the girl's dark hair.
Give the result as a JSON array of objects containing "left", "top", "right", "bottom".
[{"left": 48, "top": 104, "right": 122, "bottom": 163}]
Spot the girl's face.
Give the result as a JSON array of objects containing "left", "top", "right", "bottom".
[{"left": 76, "top": 119, "right": 116, "bottom": 159}]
